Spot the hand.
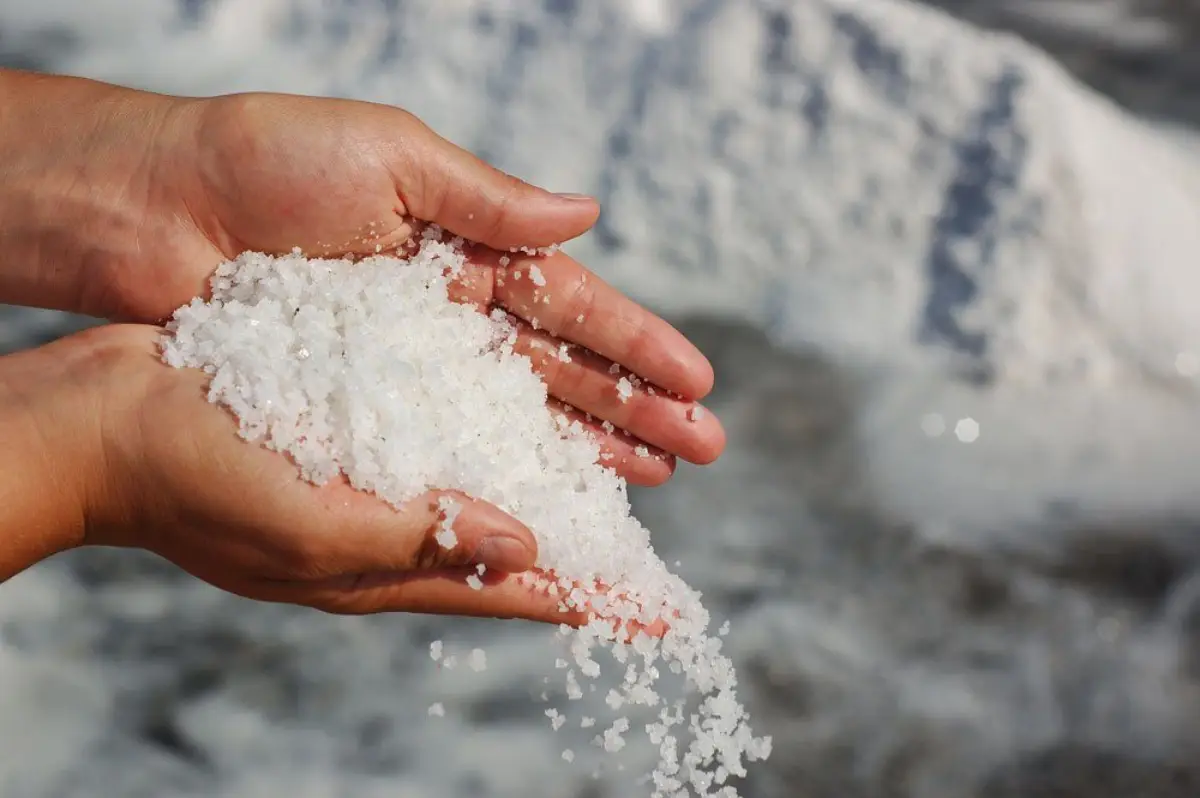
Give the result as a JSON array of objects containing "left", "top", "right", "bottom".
[
  {"left": 0, "top": 324, "right": 584, "bottom": 623},
  {"left": 0, "top": 72, "right": 724, "bottom": 483}
]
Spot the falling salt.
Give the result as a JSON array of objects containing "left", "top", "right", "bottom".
[
  {"left": 469, "top": 648, "right": 488, "bottom": 672},
  {"left": 955, "top": 417, "right": 981, "bottom": 443},
  {"left": 428, "top": 703, "right": 445, "bottom": 717},
  {"left": 162, "top": 232, "right": 771, "bottom": 796}
]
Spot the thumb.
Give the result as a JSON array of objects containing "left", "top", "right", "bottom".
[
  {"left": 382, "top": 109, "right": 600, "bottom": 250},
  {"left": 313, "top": 489, "right": 539, "bottom": 576}
]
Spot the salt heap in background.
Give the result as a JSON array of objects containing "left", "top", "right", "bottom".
[
  {"left": 6, "top": 0, "right": 1200, "bottom": 795},
  {"left": 161, "top": 231, "right": 771, "bottom": 796}
]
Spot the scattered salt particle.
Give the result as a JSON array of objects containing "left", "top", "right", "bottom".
[
  {"left": 955, "top": 417, "right": 981, "bottom": 443},
  {"left": 469, "top": 648, "right": 487, "bottom": 672},
  {"left": 562, "top": 749, "right": 575, "bottom": 763},
  {"left": 434, "top": 496, "right": 461, "bottom": 548},
  {"left": 375, "top": 244, "right": 382, "bottom": 253},
  {"left": 576, "top": 314, "right": 585, "bottom": 323},
  {"left": 466, "top": 574, "right": 484, "bottom": 591},
  {"left": 441, "top": 655, "right": 457, "bottom": 670},
  {"left": 687, "top": 406, "right": 705, "bottom": 422},
  {"left": 430, "top": 640, "right": 443, "bottom": 662},
  {"left": 427, "top": 703, "right": 445, "bottom": 717},
  {"left": 513, "top": 270, "right": 522, "bottom": 279},
  {"left": 920, "top": 412, "right": 946, "bottom": 438},
  {"left": 718, "top": 621, "right": 731, "bottom": 637},
  {"left": 545, "top": 708, "right": 566, "bottom": 731},
  {"left": 634, "top": 445, "right": 650, "bottom": 458},
  {"left": 557, "top": 343, "right": 572, "bottom": 363},
  {"left": 528, "top": 264, "right": 547, "bottom": 286},
  {"left": 475, "top": 563, "right": 487, "bottom": 575},
  {"left": 499, "top": 255, "right": 511, "bottom": 267},
  {"left": 555, "top": 658, "right": 568, "bottom": 669},
  {"left": 601, "top": 420, "right": 614, "bottom": 433},
  {"left": 581, "top": 717, "right": 596, "bottom": 729},
  {"left": 648, "top": 387, "right": 656, "bottom": 396},
  {"left": 608, "top": 363, "right": 621, "bottom": 375},
  {"left": 616, "top": 377, "right": 634, "bottom": 403}
]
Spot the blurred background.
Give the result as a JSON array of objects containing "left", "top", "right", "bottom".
[{"left": 4, "top": 1, "right": 1200, "bottom": 796}]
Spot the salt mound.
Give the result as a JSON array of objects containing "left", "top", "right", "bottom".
[{"left": 161, "top": 231, "right": 770, "bottom": 796}]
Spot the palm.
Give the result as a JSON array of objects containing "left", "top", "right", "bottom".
[{"left": 171, "top": 93, "right": 725, "bottom": 484}]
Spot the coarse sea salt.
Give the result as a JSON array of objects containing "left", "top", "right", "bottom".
[{"left": 161, "top": 230, "right": 770, "bottom": 796}]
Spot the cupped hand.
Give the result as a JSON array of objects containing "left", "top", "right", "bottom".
[
  {"left": 20, "top": 324, "right": 583, "bottom": 623},
  {"left": 9, "top": 83, "right": 724, "bottom": 482}
]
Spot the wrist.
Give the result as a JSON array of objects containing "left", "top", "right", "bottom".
[
  {"left": 0, "top": 69, "right": 193, "bottom": 319},
  {"left": 0, "top": 331, "right": 117, "bottom": 578}
]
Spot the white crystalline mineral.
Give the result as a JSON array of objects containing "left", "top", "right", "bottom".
[{"left": 162, "top": 230, "right": 770, "bottom": 796}]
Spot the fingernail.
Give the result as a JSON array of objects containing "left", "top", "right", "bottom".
[
  {"left": 474, "top": 536, "right": 535, "bottom": 573},
  {"left": 554, "top": 192, "right": 595, "bottom": 202}
]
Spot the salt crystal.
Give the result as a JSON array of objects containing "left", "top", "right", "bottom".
[
  {"left": 161, "top": 235, "right": 770, "bottom": 797},
  {"left": 435, "top": 496, "right": 461, "bottom": 549},
  {"left": 469, "top": 648, "right": 487, "bottom": 672},
  {"left": 427, "top": 703, "right": 445, "bottom": 717},
  {"left": 688, "top": 406, "right": 705, "bottom": 422},
  {"left": 562, "top": 749, "right": 575, "bottom": 763},
  {"left": 634, "top": 446, "right": 650, "bottom": 458},
  {"left": 528, "top": 264, "right": 547, "bottom": 286},
  {"left": 499, "top": 255, "right": 511, "bottom": 267},
  {"left": 466, "top": 574, "right": 484, "bottom": 591},
  {"left": 430, "top": 640, "right": 443, "bottom": 662}
]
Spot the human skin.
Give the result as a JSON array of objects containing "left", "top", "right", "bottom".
[{"left": 0, "top": 69, "right": 722, "bottom": 623}]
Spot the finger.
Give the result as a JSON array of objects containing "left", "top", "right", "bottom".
[
  {"left": 479, "top": 247, "right": 715, "bottom": 400},
  {"left": 508, "top": 321, "right": 725, "bottom": 465},
  {"left": 379, "top": 109, "right": 600, "bottom": 250},
  {"left": 267, "top": 485, "right": 539, "bottom": 579},
  {"left": 546, "top": 398, "right": 675, "bottom": 487},
  {"left": 242, "top": 568, "right": 589, "bottom": 625}
]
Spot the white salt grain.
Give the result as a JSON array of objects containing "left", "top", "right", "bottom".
[
  {"left": 427, "top": 703, "right": 445, "bottom": 717},
  {"left": 162, "top": 232, "right": 770, "bottom": 797},
  {"left": 466, "top": 574, "right": 484, "bottom": 591},
  {"left": 634, "top": 445, "right": 650, "bottom": 459},
  {"left": 562, "top": 749, "right": 575, "bottom": 763},
  {"left": 469, "top": 648, "right": 488, "bottom": 672},
  {"left": 528, "top": 264, "right": 547, "bottom": 286},
  {"left": 616, "top": 377, "right": 634, "bottom": 403},
  {"left": 430, "top": 640, "right": 443, "bottom": 662},
  {"left": 435, "top": 496, "right": 462, "bottom": 549}
]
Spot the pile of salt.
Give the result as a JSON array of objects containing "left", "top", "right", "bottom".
[{"left": 162, "top": 231, "right": 770, "bottom": 796}]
